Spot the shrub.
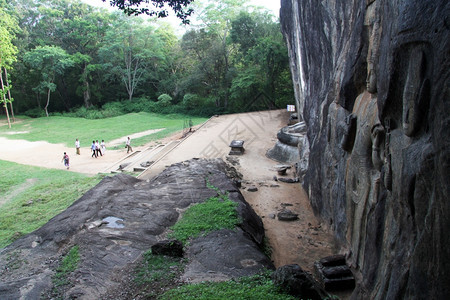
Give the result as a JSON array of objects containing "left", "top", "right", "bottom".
[
  {"left": 182, "top": 93, "right": 202, "bottom": 110},
  {"left": 102, "top": 102, "right": 125, "bottom": 117},
  {"left": 23, "top": 107, "right": 45, "bottom": 118},
  {"left": 157, "top": 94, "right": 173, "bottom": 108}
]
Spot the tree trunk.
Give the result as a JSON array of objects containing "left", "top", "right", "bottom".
[
  {"left": 45, "top": 87, "right": 51, "bottom": 117},
  {"left": 83, "top": 63, "right": 92, "bottom": 108},
  {"left": 84, "top": 81, "right": 91, "bottom": 108},
  {"left": 57, "top": 78, "right": 71, "bottom": 111},
  {"left": 4, "top": 68, "right": 15, "bottom": 122},
  {"left": 0, "top": 72, "right": 11, "bottom": 128}
]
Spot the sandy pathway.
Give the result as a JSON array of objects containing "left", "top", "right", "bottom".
[
  {"left": 139, "top": 110, "right": 339, "bottom": 271},
  {"left": 0, "top": 127, "right": 167, "bottom": 175}
]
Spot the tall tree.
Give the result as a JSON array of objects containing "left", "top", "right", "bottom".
[
  {"left": 100, "top": 14, "right": 163, "bottom": 101},
  {"left": 54, "top": 1, "right": 111, "bottom": 108},
  {"left": 23, "top": 45, "right": 74, "bottom": 116},
  {"left": 0, "top": 2, "right": 19, "bottom": 127},
  {"left": 180, "top": 0, "right": 249, "bottom": 108},
  {"left": 229, "top": 11, "right": 293, "bottom": 110}
]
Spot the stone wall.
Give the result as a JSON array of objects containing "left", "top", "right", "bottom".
[{"left": 280, "top": 0, "right": 450, "bottom": 298}]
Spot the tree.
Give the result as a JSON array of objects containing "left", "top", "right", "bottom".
[
  {"left": 54, "top": 1, "right": 111, "bottom": 108},
  {"left": 104, "top": 0, "right": 194, "bottom": 24},
  {"left": 229, "top": 11, "right": 293, "bottom": 110},
  {"left": 23, "top": 46, "right": 74, "bottom": 116},
  {"left": 179, "top": 0, "right": 247, "bottom": 108},
  {"left": 99, "top": 14, "right": 163, "bottom": 101},
  {"left": 0, "top": 2, "right": 19, "bottom": 127}
]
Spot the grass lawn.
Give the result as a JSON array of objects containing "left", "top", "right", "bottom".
[
  {"left": 0, "top": 112, "right": 207, "bottom": 148},
  {"left": 0, "top": 159, "right": 104, "bottom": 248}
]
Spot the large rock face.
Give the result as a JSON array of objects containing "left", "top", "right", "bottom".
[{"left": 281, "top": 0, "right": 449, "bottom": 299}]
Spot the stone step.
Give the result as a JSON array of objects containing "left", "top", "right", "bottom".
[
  {"left": 101, "top": 150, "right": 142, "bottom": 174},
  {"left": 135, "top": 140, "right": 181, "bottom": 177},
  {"left": 121, "top": 144, "right": 165, "bottom": 172}
]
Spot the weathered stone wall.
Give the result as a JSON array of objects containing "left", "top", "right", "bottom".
[{"left": 280, "top": 0, "right": 450, "bottom": 298}]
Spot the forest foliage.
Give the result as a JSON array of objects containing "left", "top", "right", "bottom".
[{"left": 1, "top": 0, "right": 294, "bottom": 118}]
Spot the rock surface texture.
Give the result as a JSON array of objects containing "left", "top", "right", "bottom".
[
  {"left": 0, "top": 159, "right": 271, "bottom": 299},
  {"left": 281, "top": 0, "right": 449, "bottom": 299}
]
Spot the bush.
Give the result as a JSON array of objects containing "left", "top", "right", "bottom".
[
  {"left": 102, "top": 102, "right": 125, "bottom": 117},
  {"left": 157, "top": 94, "right": 173, "bottom": 108},
  {"left": 182, "top": 93, "right": 202, "bottom": 110},
  {"left": 23, "top": 107, "right": 45, "bottom": 118}
]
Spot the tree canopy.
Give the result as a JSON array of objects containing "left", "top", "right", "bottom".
[
  {"left": 104, "top": 0, "right": 194, "bottom": 23},
  {"left": 4, "top": 0, "right": 293, "bottom": 118}
]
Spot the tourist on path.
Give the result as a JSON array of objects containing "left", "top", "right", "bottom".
[
  {"left": 91, "top": 140, "right": 97, "bottom": 158},
  {"left": 95, "top": 140, "right": 102, "bottom": 157},
  {"left": 61, "top": 152, "right": 70, "bottom": 169},
  {"left": 75, "top": 138, "right": 80, "bottom": 155},
  {"left": 126, "top": 137, "right": 133, "bottom": 153},
  {"left": 101, "top": 139, "right": 106, "bottom": 155}
]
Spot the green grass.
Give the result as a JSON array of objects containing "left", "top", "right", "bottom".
[
  {"left": 168, "top": 179, "right": 241, "bottom": 244},
  {"left": 135, "top": 251, "right": 185, "bottom": 284},
  {"left": 0, "top": 112, "right": 207, "bottom": 148},
  {"left": 159, "top": 272, "right": 296, "bottom": 300},
  {"left": 0, "top": 160, "right": 103, "bottom": 248},
  {"left": 167, "top": 196, "right": 240, "bottom": 244},
  {"left": 53, "top": 245, "right": 80, "bottom": 287}
]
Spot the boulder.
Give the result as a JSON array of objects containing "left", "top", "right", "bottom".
[
  {"left": 272, "top": 264, "right": 328, "bottom": 299},
  {"left": 277, "top": 210, "right": 299, "bottom": 221}
]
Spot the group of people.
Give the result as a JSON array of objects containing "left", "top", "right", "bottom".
[
  {"left": 61, "top": 137, "right": 132, "bottom": 170},
  {"left": 90, "top": 139, "right": 107, "bottom": 158}
]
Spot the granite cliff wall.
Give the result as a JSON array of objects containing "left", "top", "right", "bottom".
[{"left": 280, "top": 0, "right": 449, "bottom": 298}]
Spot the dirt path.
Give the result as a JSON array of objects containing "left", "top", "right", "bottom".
[
  {"left": 0, "top": 128, "right": 171, "bottom": 175},
  {"left": 138, "top": 110, "right": 340, "bottom": 272},
  {"left": 0, "top": 110, "right": 340, "bottom": 276},
  {"left": 108, "top": 128, "right": 165, "bottom": 146}
]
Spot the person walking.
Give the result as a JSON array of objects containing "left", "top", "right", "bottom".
[
  {"left": 101, "top": 139, "right": 106, "bottom": 155},
  {"left": 126, "top": 137, "right": 133, "bottom": 153},
  {"left": 75, "top": 138, "right": 80, "bottom": 155},
  {"left": 95, "top": 140, "right": 102, "bottom": 157},
  {"left": 91, "top": 140, "right": 97, "bottom": 158},
  {"left": 61, "top": 152, "right": 70, "bottom": 169}
]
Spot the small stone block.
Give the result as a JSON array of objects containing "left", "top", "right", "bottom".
[
  {"left": 229, "top": 140, "right": 244, "bottom": 148},
  {"left": 229, "top": 140, "right": 245, "bottom": 155}
]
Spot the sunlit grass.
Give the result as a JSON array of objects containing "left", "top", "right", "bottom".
[{"left": 0, "top": 112, "right": 207, "bottom": 147}]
